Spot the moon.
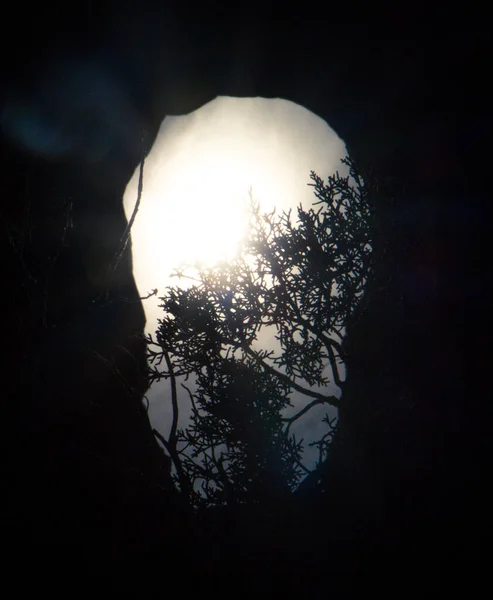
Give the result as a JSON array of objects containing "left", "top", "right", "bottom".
[
  {"left": 124, "top": 96, "right": 348, "bottom": 334},
  {"left": 123, "top": 96, "right": 349, "bottom": 469}
]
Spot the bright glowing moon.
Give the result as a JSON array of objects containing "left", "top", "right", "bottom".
[
  {"left": 124, "top": 96, "right": 348, "bottom": 339},
  {"left": 141, "top": 153, "right": 251, "bottom": 270},
  {"left": 123, "top": 96, "right": 349, "bottom": 468}
]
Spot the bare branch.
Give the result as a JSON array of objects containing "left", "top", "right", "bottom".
[
  {"left": 163, "top": 350, "right": 179, "bottom": 449},
  {"left": 153, "top": 427, "right": 192, "bottom": 505},
  {"left": 106, "top": 145, "right": 146, "bottom": 299},
  {"left": 282, "top": 397, "right": 336, "bottom": 434},
  {"left": 224, "top": 337, "right": 340, "bottom": 408}
]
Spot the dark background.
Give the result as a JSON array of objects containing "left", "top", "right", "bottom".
[{"left": 1, "top": 1, "right": 490, "bottom": 589}]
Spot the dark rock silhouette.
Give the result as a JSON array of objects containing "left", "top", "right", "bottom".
[{"left": 1, "top": 2, "right": 489, "bottom": 581}]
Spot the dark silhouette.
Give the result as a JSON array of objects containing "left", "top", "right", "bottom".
[{"left": 1, "top": 2, "right": 489, "bottom": 589}]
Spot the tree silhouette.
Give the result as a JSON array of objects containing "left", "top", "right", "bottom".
[{"left": 146, "top": 156, "right": 374, "bottom": 509}]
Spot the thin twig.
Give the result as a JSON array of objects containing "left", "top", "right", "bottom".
[
  {"left": 163, "top": 350, "right": 179, "bottom": 448},
  {"left": 224, "top": 337, "right": 340, "bottom": 408},
  {"left": 106, "top": 147, "right": 146, "bottom": 300},
  {"left": 153, "top": 427, "right": 192, "bottom": 504},
  {"left": 282, "top": 397, "right": 335, "bottom": 435}
]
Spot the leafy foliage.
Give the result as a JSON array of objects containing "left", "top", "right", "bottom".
[{"left": 146, "top": 156, "right": 373, "bottom": 509}]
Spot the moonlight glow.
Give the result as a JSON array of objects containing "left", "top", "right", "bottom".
[
  {"left": 141, "top": 152, "right": 252, "bottom": 270},
  {"left": 123, "top": 97, "right": 349, "bottom": 468},
  {"left": 124, "top": 97, "right": 348, "bottom": 337}
]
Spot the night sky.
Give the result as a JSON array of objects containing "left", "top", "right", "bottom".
[{"left": 0, "top": 2, "right": 489, "bottom": 588}]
